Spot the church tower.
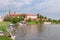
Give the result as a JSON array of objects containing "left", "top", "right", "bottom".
[{"left": 9, "top": 9, "right": 12, "bottom": 14}]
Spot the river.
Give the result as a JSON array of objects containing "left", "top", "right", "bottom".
[{"left": 15, "top": 24, "right": 60, "bottom": 40}]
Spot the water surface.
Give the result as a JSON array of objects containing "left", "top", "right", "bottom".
[{"left": 15, "top": 24, "right": 60, "bottom": 40}]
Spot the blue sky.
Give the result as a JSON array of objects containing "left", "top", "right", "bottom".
[{"left": 0, "top": 0, "right": 60, "bottom": 19}]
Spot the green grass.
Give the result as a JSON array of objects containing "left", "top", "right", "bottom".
[
  {"left": 27, "top": 20, "right": 43, "bottom": 24},
  {"left": 0, "top": 36, "right": 12, "bottom": 40},
  {"left": 27, "top": 20, "right": 37, "bottom": 24},
  {"left": 0, "top": 22, "right": 11, "bottom": 33},
  {"left": 0, "top": 22, "right": 12, "bottom": 40}
]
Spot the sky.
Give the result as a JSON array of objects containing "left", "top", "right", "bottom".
[{"left": 0, "top": 0, "right": 60, "bottom": 19}]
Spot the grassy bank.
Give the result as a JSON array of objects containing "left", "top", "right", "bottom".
[
  {"left": 0, "top": 36, "right": 12, "bottom": 40},
  {"left": 0, "top": 22, "right": 12, "bottom": 40},
  {"left": 0, "top": 22, "right": 11, "bottom": 32},
  {"left": 26, "top": 20, "right": 43, "bottom": 24},
  {"left": 27, "top": 21, "right": 37, "bottom": 24}
]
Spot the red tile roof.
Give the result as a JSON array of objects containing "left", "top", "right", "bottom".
[
  {"left": 26, "top": 14, "right": 37, "bottom": 16},
  {"left": 8, "top": 13, "right": 21, "bottom": 16},
  {"left": 8, "top": 13, "right": 37, "bottom": 16}
]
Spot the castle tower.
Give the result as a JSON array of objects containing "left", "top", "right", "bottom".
[{"left": 9, "top": 9, "right": 12, "bottom": 14}]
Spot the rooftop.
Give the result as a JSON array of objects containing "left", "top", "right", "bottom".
[{"left": 8, "top": 13, "right": 37, "bottom": 16}]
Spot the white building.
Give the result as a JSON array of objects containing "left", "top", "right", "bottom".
[
  {"left": 26, "top": 14, "right": 37, "bottom": 19},
  {"left": 44, "top": 22, "right": 52, "bottom": 24},
  {"left": 8, "top": 13, "right": 38, "bottom": 21},
  {"left": 24, "top": 14, "right": 37, "bottom": 20},
  {"left": 0, "top": 16, "right": 3, "bottom": 22}
]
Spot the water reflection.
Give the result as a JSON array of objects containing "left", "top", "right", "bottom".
[
  {"left": 15, "top": 24, "right": 60, "bottom": 40},
  {"left": 37, "top": 24, "right": 43, "bottom": 34}
]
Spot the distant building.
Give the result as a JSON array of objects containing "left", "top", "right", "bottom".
[
  {"left": 7, "top": 12, "right": 48, "bottom": 21},
  {"left": 24, "top": 14, "right": 37, "bottom": 21},
  {"left": 0, "top": 16, "right": 3, "bottom": 22},
  {"left": 8, "top": 12, "right": 38, "bottom": 21}
]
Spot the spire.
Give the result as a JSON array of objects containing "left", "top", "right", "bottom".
[{"left": 9, "top": 9, "right": 12, "bottom": 14}]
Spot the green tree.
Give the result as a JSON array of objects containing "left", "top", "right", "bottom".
[
  {"left": 44, "top": 17, "right": 47, "bottom": 19},
  {"left": 18, "top": 16, "right": 24, "bottom": 21},
  {"left": 27, "top": 18, "right": 31, "bottom": 22},
  {"left": 4, "top": 15, "right": 12, "bottom": 21},
  {"left": 37, "top": 14, "right": 39, "bottom": 18},
  {"left": 39, "top": 15, "right": 44, "bottom": 19},
  {"left": 58, "top": 20, "right": 60, "bottom": 22},
  {"left": 18, "top": 14, "right": 26, "bottom": 21},
  {"left": 52, "top": 19, "right": 58, "bottom": 24},
  {"left": 38, "top": 19, "right": 43, "bottom": 24},
  {"left": 47, "top": 18, "right": 52, "bottom": 22},
  {"left": 37, "top": 14, "right": 44, "bottom": 19},
  {"left": 21, "top": 14, "right": 26, "bottom": 18},
  {"left": 37, "top": 14, "right": 44, "bottom": 24},
  {"left": 11, "top": 17, "right": 18, "bottom": 24}
]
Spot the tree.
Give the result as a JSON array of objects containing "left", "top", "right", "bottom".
[
  {"left": 27, "top": 18, "right": 31, "bottom": 22},
  {"left": 4, "top": 15, "right": 12, "bottom": 21},
  {"left": 20, "top": 14, "right": 26, "bottom": 18},
  {"left": 11, "top": 17, "right": 18, "bottom": 24},
  {"left": 44, "top": 17, "right": 47, "bottom": 19},
  {"left": 47, "top": 18, "right": 52, "bottom": 22},
  {"left": 18, "top": 14, "right": 26, "bottom": 21},
  {"left": 37, "top": 14, "right": 44, "bottom": 19},
  {"left": 38, "top": 19, "right": 43, "bottom": 24},
  {"left": 18, "top": 16, "right": 24, "bottom": 22},
  {"left": 37, "top": 14, "right": 39, "bottom": 18},
  {"left": 40, "top": 15, "right": 43, "bottom": 19},
  {"left": 37, "top": 14, "right": 44, "bottom": 24}
]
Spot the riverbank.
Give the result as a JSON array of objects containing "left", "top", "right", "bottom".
[
  {"left": 0, "top": 22, "right": 11, "bottom": 33},
  {"left": 26, "top": 21, "right": 43, "bottom": 25},
  {"left": 27, "top": 21, "right": 60, "bottom": 25},
  {"left": 0, "top": 36, "right": 12, "bottom": 40},
  {"left": 0, "top": 22, "right": 12, "bottom": 40}
]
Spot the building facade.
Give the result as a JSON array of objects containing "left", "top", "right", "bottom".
[
  {"left": 0, "top": 16, "right": 3, "bottom": 22},
  {"left": 8, "top": 13, "right": 38, "bottom": 21}
]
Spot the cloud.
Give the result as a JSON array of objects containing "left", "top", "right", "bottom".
[
  {"left": 34, "top": 0, "right": 60, "bottom": 19},
  {"left": 0, "top": 0, "right": 34, "bottom": 15},
  {"left": 0, "top": 0, "right": 60, "bottom": 19},
  {"left": 0, "top": 0, "right": 33, "bottom": 9},
  {"left": 35, "top": 0, "right": 60, "bottom": 14}
]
